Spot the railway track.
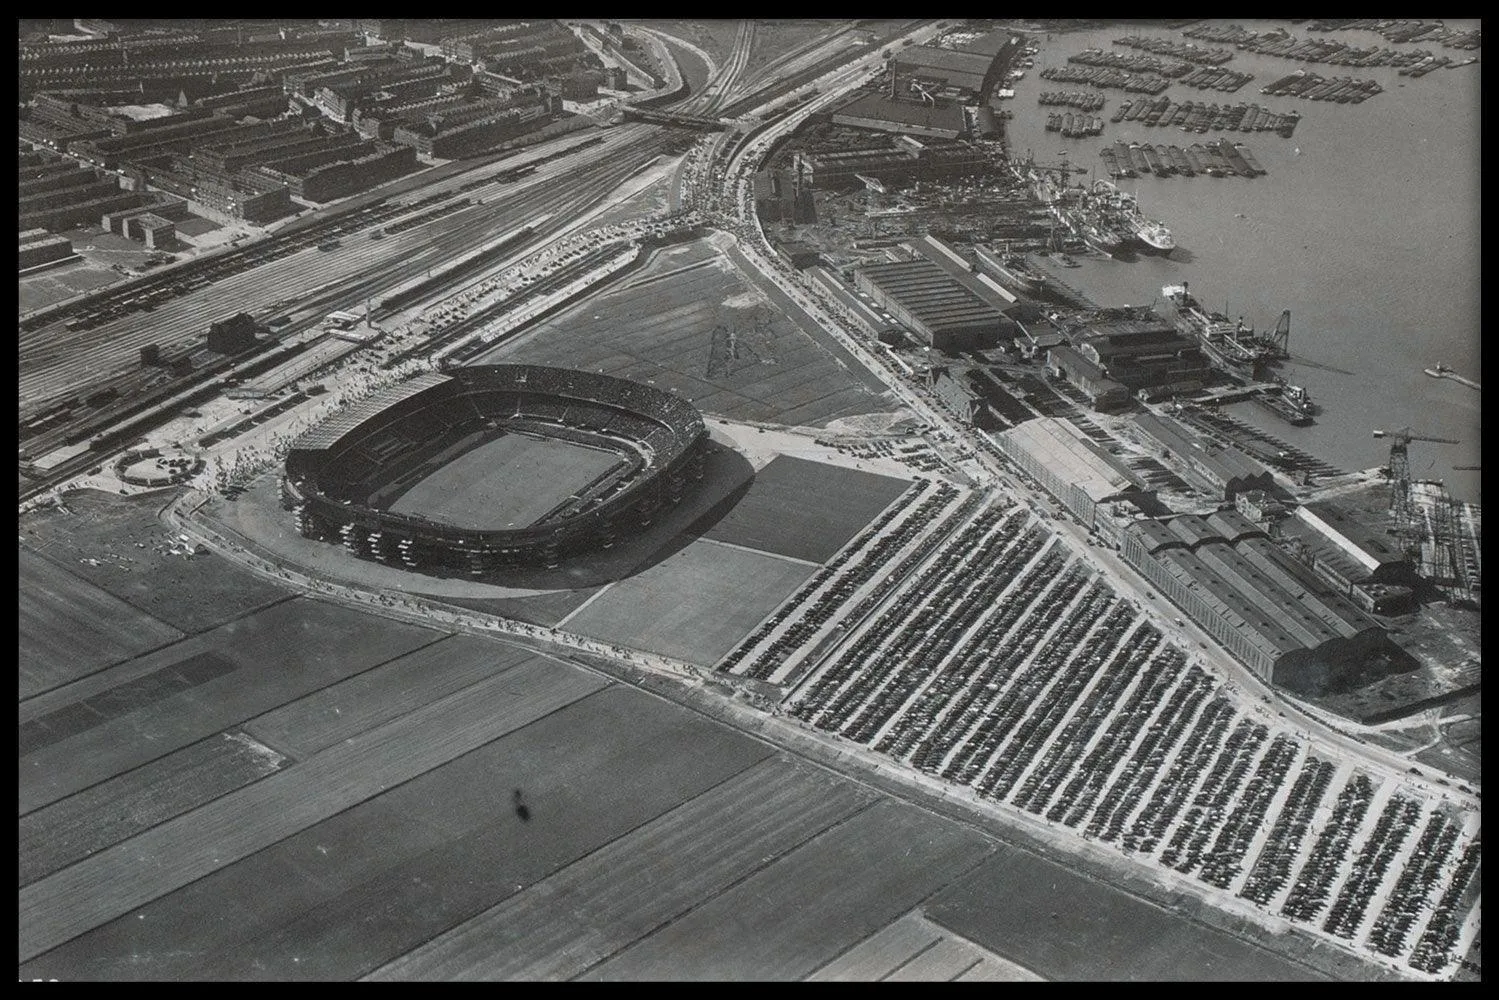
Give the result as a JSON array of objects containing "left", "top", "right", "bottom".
[{"left": 19, "top": 130, "right": 669, "bottom": 487}]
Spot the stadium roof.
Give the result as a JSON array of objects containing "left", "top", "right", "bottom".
[
  {"left": 293, "top": 371, "right": 451, "bottom": 451},
  {"left": 1000, "top": 417, "right": 1142, "bottom": 502}
]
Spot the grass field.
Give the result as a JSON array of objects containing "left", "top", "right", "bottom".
[
  {"left": 20, "top": 682, "right": 772, "bottom": 979},
  {"left": 692, "top": 454, "right": 911, "bottom": 564},
  {"left": 19, "top": 732, "right": 288, "bottom": 887},
  {"left": 482, "top": 243, "right": 892, "bottom": 428},
  {"left": 388, "top": 433, "right": 625, "bottom": 530},
  {"left": 368, "top": 755, "right": 874, "bottom": 980},
  {"left": 923, "top": 845, "right": 1331, "bottom": 982},
  {"left": 19, "top": 597, "right": 442, "bottom": 816},
  {"left": 561, "top": 538, "right": 814, "bottom": 666},
  {"left": 22, "top": 490, "right": 292, "bottom": 634},
  {"left": 244, "top": 634, "right": 539, "bottom": 758},
  {"left": 808, "top": 912, "right": 1043, "bottom": 982},
  {"left": 19, "top": 546, "right": 184, "bottom": 700},
  {"left": 579, "top": 799, "right": 996, "bottom": 981}
]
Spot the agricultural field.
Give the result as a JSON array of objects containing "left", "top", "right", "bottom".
[
  {"left": 388, "top": 433, "right": 624, "bottom": 530},
  {"left": 19, "top": 732, "right": 289, "bottom": 887},
  {"left": 367, "top": 755, "right": 874, "bottom": 981},
  {"left": 485, "top": 241, "right": 894, "bottom": 428},
  {"left": 691, "top": 454, "right": 911, "bottom": 564},
  {"left": 807, "top": 912, "right": 1042, "bottom": 982},
  {"left": 579, "top": 799, "right": 996, "bottom": 981},
  {"left": 924, "top": 845, "right": 1332, "bottom": 982},
  {"left": 22, "top": 489, "right": 291, "bottom": 634},
  {"left": 19, "top": 546, "right": 184, "bottom": 699},
  {"left": 19, "top": 597, "right": 442, "bottom": 815},
  {"left": 560, "top": 538, "right": 814, "bottom": 666}
]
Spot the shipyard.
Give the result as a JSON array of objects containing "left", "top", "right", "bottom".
[{"left": 17, "top": 17, "right": 1480, "bottom": 984}]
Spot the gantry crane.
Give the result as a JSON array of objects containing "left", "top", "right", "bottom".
[{"left": 1373, "top": 426, "right": 1462, "bottom": 572}]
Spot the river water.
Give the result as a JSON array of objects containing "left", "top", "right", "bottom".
[{"left": 1000, "top": 20, "right": 1481, "bottom": 503}]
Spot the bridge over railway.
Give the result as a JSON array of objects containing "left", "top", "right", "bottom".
[{"left": 623, "top": 107, "right": 733, "bottom": 131}]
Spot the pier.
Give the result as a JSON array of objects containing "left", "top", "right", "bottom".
[{"left": 1425, "top": 366, "right": 1480, "bottom": 391}]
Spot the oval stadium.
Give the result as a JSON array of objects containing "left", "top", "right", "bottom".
[{"left": 283, "top": 365, "right": 708, "bottom": 576}]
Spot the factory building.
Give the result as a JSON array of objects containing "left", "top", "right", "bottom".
[
  {"left": 793, "top": 138, "right": 991, "bottom": 188},
  {"left": 1294, "top": 501, "right": 1415, "bottom": 583},
  {"left": 1044, "top": 346, "right": 1131, "bottom": 411},
  {"left": 1066, "top": 313, "right": 1212, "bottom": 396},
  {"left": 993, "top": 416, "right": 1147, "bottom": 525},
  {"left": 1133, "top": 412, "right": 1276, "bottom": 500},
  {"left": 206, "top": 313, "right": 260, "bottom": 356},
  {"left": 854, "top": 258, "right": 1010, "bottom": 352},
  {"left": 928, "top": 366, "right": 997, "bottom": 429},
  {"left": 1121, "top": 513, "right": 1391, "bottom": 687},
  {"left": 830, "top": 92, "right": 967, "bottom": 141},
  {"left": 18, "top": 230, "right": 76, "bottom": 271},
  {"left": 890, "top": 44, "right": 1000, "bottom": 100}
]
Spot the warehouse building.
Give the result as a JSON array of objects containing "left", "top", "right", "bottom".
[
  {"left": 891, "top": 44, "right": 1000, "bottom": 100},
  {"left": 1134, "top": 412, "right": 1275, "bottom": 500},
  {"left": 1294, "top": 500, "right": 1415, "bottom": 583},
  {"left": 830, "top": 92, "right": 967, "bottom": 141},
  {"left": 854, "top": 258, "right": 1010, "bottom": 352},
  {"left": 994, "top": 416, "right": 1147, "bottom": 525},
  {"left": 1044, "top": 346, "right": 1131, "bottom": 411},
  {"left": 1120, "top": 513, "right": 1391, "bottom": 687}
]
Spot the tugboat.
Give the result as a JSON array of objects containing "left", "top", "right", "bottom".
[{"left": 1252, "top": 379, "right": 1315, "bottom": 426}]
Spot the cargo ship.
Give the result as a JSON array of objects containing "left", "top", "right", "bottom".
[
  {"left": 1252, "top": 380, "right": 1315, "bottom": 426},
  {"left": 1162, "top": 282, "right": 1273, "bottom": 374},
  {"left": 1092, "top": 181, "right": 1176, "bottom": 254},
  {"left": 976, "top": 246, "right": 1050, "bottom": 297},
  {"left": 1026, "top": 163, "right": 1129, "bottom": 257}
]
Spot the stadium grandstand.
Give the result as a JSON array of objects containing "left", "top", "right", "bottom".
[{"left": 284, "top": 365, "right": 708, "bottom": 575}]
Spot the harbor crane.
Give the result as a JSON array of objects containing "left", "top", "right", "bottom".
[{"left": 1373, "top": 426, "right": 1463, "bottom": 576}]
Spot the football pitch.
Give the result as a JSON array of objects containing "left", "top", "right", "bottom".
[{"left": 389, "top": 432, "right": 625, "bottom": 530}]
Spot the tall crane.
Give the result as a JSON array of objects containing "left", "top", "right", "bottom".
[{"left": 1373, "top": 426, "right": 1461, "bottom": 565}]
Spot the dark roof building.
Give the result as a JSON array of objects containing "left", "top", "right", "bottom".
[
  {"left": 1121, "top": 515, "right": 1389, "bottom": 688},
  {"left": 1295, "top": 501, "right": 1415, "bottom": 582},
  {"left": 831, "top": 92, "right": 966, "bottom": 140},
  {"left": 1134, "top": 412, "right": 1275, "bottom": 500},
  {"left": 854, "top": 258, "right": 1010, "bottom": 352}
]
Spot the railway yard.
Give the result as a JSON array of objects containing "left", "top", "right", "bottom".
[{"left": 19, "top": 17, "right": 1480, "bottom": 984}]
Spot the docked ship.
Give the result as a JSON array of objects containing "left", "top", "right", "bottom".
[
  {"left": 1026, "top": 163, "right": 1129, "bottom": 257},
  {"left": 1092, "top": 181, "right": 1176, "bottom": 254},
  {"left": 1162, "top": 282, "right": 1274, "bottom": 375},
  {"left": 1252, "top": 380, "right": 1315, "bottom": 426},
  {"left": 977, "top": 246, "right": 1049, "bottom": 297}
]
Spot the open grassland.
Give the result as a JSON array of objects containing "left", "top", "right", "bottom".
[
  {"left": 20, "top": 682, "right": 770, "bottom": 979},
  {"left": 578, "top": 799, "right": 996, "bottom": 981},
  {"left": 244, "top": 634, "right": 538, "bottom": 759},
  {"left": 924, "top": 845, "right": 1331, "bottom": 981},
  {"left": 561, "top": 538, "right": 814, "bottom": 666},
  {"left": 693, "top": 454, "right": 911, "bottom": 564},
  {"left": 485, "top": 243, "right": 891, "bottom": 427},
  {"left": 19, "top": 598, "right": 442, "bottom": 816},
  {"left": 23, "top": 490, "right": 291, "bottom": 633},
  {"left": 19, "top": 546, "right": 184, "bottom": 699},
  {"left": 389, "top": 433, "right": 624, "bottom": 530},
  {"left": 19, "top": 732, "right": 288, "bottom": 888},
  {"left": 368, "top": 755, "right": 873, "bottom": 981},
  {"left": 808, "top": 911, "right": 1043, "bottom": 982}
]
